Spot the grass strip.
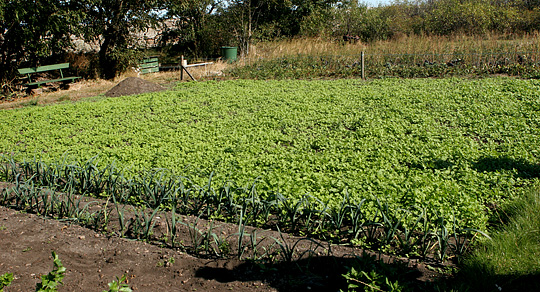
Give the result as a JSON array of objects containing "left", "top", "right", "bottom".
[{"left": 458, "top": 187, "right": 540, "bottom": 291}]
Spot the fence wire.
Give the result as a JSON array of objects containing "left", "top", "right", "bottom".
[{"left": 230, "top": 51, "right": 540, "bottom": 79}]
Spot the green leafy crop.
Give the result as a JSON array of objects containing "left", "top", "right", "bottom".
[{"left": 0, "top": 78, "right": 539, "bottom": 230}]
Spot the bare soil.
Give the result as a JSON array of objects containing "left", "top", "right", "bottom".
[
  {"left": 0, "top": 205, "right": 271, "bottom": 291},
  {"left": 0, "top": 64, "right": 226, "bottom": 109},
  {"left": 0, "top": 200, "right": 442, "bottom": 292}
]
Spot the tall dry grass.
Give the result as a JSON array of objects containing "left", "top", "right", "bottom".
[{"left": 246, "top": 32, "right": 540, "bottom": 60}]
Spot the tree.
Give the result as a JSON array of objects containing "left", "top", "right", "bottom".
[
  {"left": 225, "top": 0, "right": 260, "bottom": 56},
  {"left": 163, "top": 0, "right": 226, "bottom": 57},
  {"left": 221, "top": 0, "right": 337, "bottom": 56},
  {"left": 73, "top": 0, "right": 165, "bottom": 79},
  {"left": 0, "top": 0, "right": 79, "bottom": 89}
]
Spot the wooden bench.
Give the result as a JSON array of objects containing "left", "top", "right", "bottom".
[
  {"left": 139, "top": 57, "right": 159, "bottom": 74},
  {"left": 18, "top": 63, "right": 80, "bottom": 89}
]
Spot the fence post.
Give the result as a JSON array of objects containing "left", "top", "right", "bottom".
[
  {"left": 180, "top": 55, "right": 184, "bottom": 81},
  {"left": 361, "top": 51, "right": 365, "bottom": 80}
]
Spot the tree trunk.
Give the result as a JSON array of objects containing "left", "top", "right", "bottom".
[{"left": 99, "top": 32, "right": 116, "bottom": 80}]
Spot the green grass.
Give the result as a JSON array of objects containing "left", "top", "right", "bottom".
[
  {"left": 0, "top": 78, "right": 539, "bottom": 231},
  {"left": 457, "top": 188, "right": 540, "bottom": 291}
]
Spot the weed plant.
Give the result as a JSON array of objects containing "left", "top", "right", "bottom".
[
  {"left": 103, "top": 274, "right": 132, "bottom": 292},
  {"left": 2, "top": 252, "right": 132, "bottom": 292},
  {"left": 3, "top": 165, "right": 538, "bottom": 291},
  {"left": 341, "top": 252, "right": 417, "bottom": 292},
  {"left": 1, "top": 78, "right": 538, "bottom": 230},
  {"left": 0, "top": 273, "right": 13, "bottom": 292},
  {"left": 238, "top": 34, "right": 540, "bottom": 80},
  {"left": 248, "top": 34, "right": 540, "bottom": 61},
  {"left": 35, "top": 251, "right": 65, "bottom": 292},
  {"left": 1, "top": 77, "right": 538, "bottom": 265}
]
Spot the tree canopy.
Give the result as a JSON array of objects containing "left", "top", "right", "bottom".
[{"left": 0, "top": 0, "right": 539, "bottom": 86}]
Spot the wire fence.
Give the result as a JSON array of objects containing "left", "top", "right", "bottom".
[
  {"left": 227, "top": 51, "right": 540, "bottom": 79},
  {"left": 369, "top": 51, "right": 537, "bottom": 67}
]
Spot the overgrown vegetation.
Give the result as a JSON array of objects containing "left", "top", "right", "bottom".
[
  {"left": 227, "top": 50, "right": 540, "bottom": 79},
  {"left": 2, "top": 78, "right": 539, "bottom": 230},
  {"left": 1, "top": 77, "right": 539, "bottom": 289},
  {"left": 0, "top": 157, "right": 485, "bottom": 262},
  {"left": 2, "top": 178, "right": 538, "bottom": 290},
  {"left": 338, "top": 188, "right": 540, "bottom": 291},
  {"left": 2, "top": 1, "right": 539, "bottom": 290}
]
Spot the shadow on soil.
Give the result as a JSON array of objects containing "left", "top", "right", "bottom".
[
  {"left": 197, "top": 253, "right": 540, "bottom": 292},
  {"left": 454, "top": 268, "right": 540, "bottom": 292},
  {"left": 196, "top": 253, "right": 434, "bottom": 292}
]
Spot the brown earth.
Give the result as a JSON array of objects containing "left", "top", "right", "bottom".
[
  {"left": 0, "top": 200, "right": 442, "bottom": 292},
  {"left": 0, "top": 205, "right": 277, "bottom": 292},
  {"left": 104, "top": 77, "right": 166, "bottom": 97}
]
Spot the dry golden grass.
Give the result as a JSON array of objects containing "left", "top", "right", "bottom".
[
  {"left": 247, "top": 37, "right": 368, "bottom": 60},
  {"left": 0, "top": 61, "right": 229, "bottom": 110},
  {"left": 0, "top": 78, "right": 117, "bottom": 110},
  {"left": 246, "top": 32, "right": 540, "bottom": 60}
]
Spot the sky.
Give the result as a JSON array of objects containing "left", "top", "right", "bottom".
[{"left": 362, "top": 0, "right": 393, "bottom": 7}]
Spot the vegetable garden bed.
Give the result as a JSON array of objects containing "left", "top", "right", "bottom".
[{"left": 0, "top": 77, "right": 538, "bottom": 238}]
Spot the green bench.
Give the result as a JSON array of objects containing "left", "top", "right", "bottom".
[
  {"left": 18, "top": 63, "right": 80, "bottom": 88},
  {"left": 139, "top": 57, "right": 159, "bottom": 74}
]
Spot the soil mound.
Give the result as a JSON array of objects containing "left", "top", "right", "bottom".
[{"left": 105, "top": 77, "right": 166, "bottom": 97}]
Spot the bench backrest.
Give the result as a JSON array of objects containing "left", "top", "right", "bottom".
[{"left": 18, "top": 63, "right": 70, "bottom": 75}]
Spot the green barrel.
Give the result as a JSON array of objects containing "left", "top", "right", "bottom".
[{"left": 221, "top": 46, "right": 238, "bottom": 62}]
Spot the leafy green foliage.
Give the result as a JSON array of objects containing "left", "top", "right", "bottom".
[
  {"left": 35, "top": 251, "right": 66, "bottom": 292},
  {"left": 0, "top": 0, "right": 81, "bottom": 84},
  {"left": 103, "top": 274, "right": 132, "bottom": 292},
  {"left": 0, "top": 164, "right": 488, "bottom": 261},
  {"left": 341, "top": 253, "right": 414, "bottom": 292},
  {"left": 304, "top": 0, "right": 540, "bottom": 42},
  {"left": 0, "top": 78, "right": 539, "bottom": 233},
  {"left": 0, "top": 273, "right": 14, "bottom": 292},
  {"left": 73, "top": 0, "right": 165, "bottom": 79}
]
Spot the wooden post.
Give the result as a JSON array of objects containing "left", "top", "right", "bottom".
[
  {"left": 184, "top": 67, "right": 196, "bottom": 81},
  {"left": 361, "top": 51, "right": 365, "bottom": 80},
  {"left": 180, "top": 56, "right": 184, "bottom": 81}
]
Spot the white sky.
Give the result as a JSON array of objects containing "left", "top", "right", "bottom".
[{"left": 362, "top": 0, "right": 393, "bottom": 7}]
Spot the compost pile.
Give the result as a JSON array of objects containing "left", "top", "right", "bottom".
[{"left": 105, "top": 77, "right": 165, "bottom": 97}]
